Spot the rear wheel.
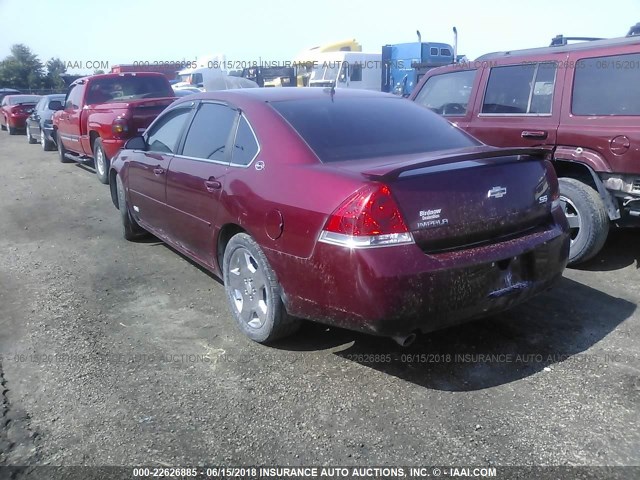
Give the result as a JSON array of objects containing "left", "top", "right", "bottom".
[
  {"left": 27, "top": 125, "right": 37, "bottom": 144},
  {"left": 94, "top": 138, "right": 109, "bottom": 184},
  {"left": 223, "top": 233, "right": 300, "bottom": 343},
  {"left": 116, "top": 174, "right": 148, "bottom": 241},
  {"left": 559, "top": 177, "right": 609, "bottom": 265},
  {"left": 57, "top": 133, "right": 72, "bottom": 163},
  {"left": 41, "top": 130, "right": 54, "bottom": 151}
]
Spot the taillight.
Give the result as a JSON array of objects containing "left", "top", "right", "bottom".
[
  {"left": 112, "top": 117, "right": 130, "bottom": 136},
  {"left": 319, "top": 184, "right": 414, "bottom": 248}
]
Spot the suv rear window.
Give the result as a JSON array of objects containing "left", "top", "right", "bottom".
[
  {"left": 482, "top": 63, "right": 557, "bottom": 114},
  {"left": 572, "top": 53, "right": 640, "bottom": 115},
  {"left": 270, "top": 96, "right": 479, "bottom": 162}
]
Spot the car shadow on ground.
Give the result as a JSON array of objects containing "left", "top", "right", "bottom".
[
  {"left": 275, "top": 277, "right": 635, "bottom": 391},
  {"left": 574, "top": 228, "right": 640, "bottom": 271}
]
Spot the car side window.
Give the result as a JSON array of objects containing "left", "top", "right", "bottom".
[
  {"left": 414, "top": 70, "right": 476, "bottom": 116},
  {"left": 181, "top": 103, "right": 236, "bottom": 161},
  {"left": 146, "top": 107, "right": 192, "bottom": 154},
  {"left": 482, "top": 62, "right": 557, "bottom": 115},
  {"left": 572, "top": 53, "right": 640, "bottom": 115},
  {"left": 231, "top": 116, "right": 259, "bottom": 166},
  {"left": 65, "top": 85, "right": 82, "bottom": 110}
]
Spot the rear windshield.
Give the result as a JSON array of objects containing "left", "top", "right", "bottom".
[
  {"left": 270, "top": 95, "right": 479, "bottom": 162},
  {"left": 8, "top": 95, "right": 40, "bottom": 105},
  {"left": 572, "top": 53, "right": 640, "bottom": 116},
  {"left": 86, "top": 76, "right": 173, "bottom": 103}
]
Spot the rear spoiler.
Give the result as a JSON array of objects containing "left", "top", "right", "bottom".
[{"left": 362, "top": 147, "right": 553, "bottom": 181}]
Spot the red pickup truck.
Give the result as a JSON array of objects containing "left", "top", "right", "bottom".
[{"left": 53, "top": 73, "right": 176, "bottom": 184}]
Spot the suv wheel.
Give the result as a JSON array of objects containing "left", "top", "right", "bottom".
[{"left": 558, "top": 177, "right": 609, "bottom": 265}]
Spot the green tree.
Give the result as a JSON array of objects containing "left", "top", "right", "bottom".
[
  {"left": 0, "top": 44, "right": 45, "bottom": 89},
  {"left": 44, "top": 57, "right": 67, "bottom": 89},
  {"left": 93, "top": 69, "right": 105, "bottom": 75}
]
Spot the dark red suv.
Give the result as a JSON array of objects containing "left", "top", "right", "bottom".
[{"left": 411, "top": 32, "right": 640, "bottom": 265}]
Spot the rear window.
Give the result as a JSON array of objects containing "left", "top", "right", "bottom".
[
  {"left": 572, "top": 53, "right": 640, "bottom": 115},
  {"left": 270, "top": 96, "right": 479, "bottom": 162},
  {"left": 8, "top": 95, "right": 40, "bottom": 105},
  {"left": 86, "top": 76, "right": 173, "bottom": 103}
]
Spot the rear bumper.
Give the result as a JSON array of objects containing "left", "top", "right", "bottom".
[
  {"left": 271, "top": 209, "right": 570, "bottom": 337},
  {"left": 8, "top": 116, "right": 28, "bottom": 129}
]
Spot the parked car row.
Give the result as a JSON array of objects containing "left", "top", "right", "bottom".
[
  {"left": 4, "top": 82, "right": 571, "bottom": 345},
  {"left": 105, "top": 88, "right": 570, "bottom": 345}
]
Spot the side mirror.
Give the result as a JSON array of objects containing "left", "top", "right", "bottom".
[
  {"left": 48, "top": 100, "right": 63, "bottom": 111},
  {"left": 124, "top": 136, "right": 146, "bottom": 150}
]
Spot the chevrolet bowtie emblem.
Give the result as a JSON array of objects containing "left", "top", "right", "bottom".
[{"left": 488, "top": 186, "right": 507, "bottom": 199}]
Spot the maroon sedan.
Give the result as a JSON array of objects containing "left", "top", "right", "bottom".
[
  {"left": 1, "top": 94, "right": 41, "bottom": 135},
  {"left": 109, "top": 88, "right": 569, "bottom": 345}
]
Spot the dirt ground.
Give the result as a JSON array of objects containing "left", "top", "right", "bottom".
[{"left": 0, "top": 133, "right": 638, "bottom": 478}]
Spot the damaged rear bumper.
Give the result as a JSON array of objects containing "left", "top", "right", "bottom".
[{"left": 272, "top": 210, "right": 570, "bottom": 338}]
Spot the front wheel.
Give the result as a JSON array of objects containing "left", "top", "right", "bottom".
[
  {"left": 8, "top": 124, "right": 16, "bottom": 135},
  {"left": 116, "top": 174, "right": 148, "bottom": 241},
  {"left": 223, "top": 233, "right": 300, "bottom": 343},
  {"left": 558, "top": 177, "right": 610, "bottom": 265},
  {"left": 94, "top": 138, "right": 109, "bottom": 184}
]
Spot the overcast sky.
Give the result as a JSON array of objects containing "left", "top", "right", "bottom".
[{"left": 0, "top": 0, "right": 637, "bottom": 74}]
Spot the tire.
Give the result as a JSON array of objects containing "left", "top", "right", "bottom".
[
  {"left": 27, "top": 126, "right": 37, "bottom": 144},
  {"left": 116, "top": 174, "right": 148, "bottom": 241},
  {"left": 8, "top": 124, "right": 16, "bottom": 135},
  {"left": 41, "top": 130, "right": 54, "bottom": 151},
  {"left": 94, "top": 138, "right": 109, "bottom": 184},
  {"left": 223, "top": 233, "right": 300, "bottom": 343},
  {"left": 1, "top": 120, "right": 6, "bottom": 131},
  {"left": 558, "top": 177, "right": 610, "bottom": 265},
  {"left": 57, "top": 133, "right": 72, "bottom": 163}
]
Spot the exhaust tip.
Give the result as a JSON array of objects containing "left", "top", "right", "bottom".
[{"left": 392, "top": 332, "right": 417, "bottom": 347}]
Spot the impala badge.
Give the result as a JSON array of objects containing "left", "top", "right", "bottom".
[{"left": 488, "top": 186, "right": 507, "bottom": 199}]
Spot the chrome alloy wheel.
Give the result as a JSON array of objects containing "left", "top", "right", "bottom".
[
  {"left": 95, "top": 146, "right": 106, "bottom": 177},
  {"left": 227, "top": 247, "right": 269, "bottom": 329}
]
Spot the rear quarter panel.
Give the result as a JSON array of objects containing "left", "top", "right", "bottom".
[
  {"left": 557, "top": 44, "right": 640, "bottom": 175},
  {"left": 214, "top": 100, "right": 366, "bottom": 260}
]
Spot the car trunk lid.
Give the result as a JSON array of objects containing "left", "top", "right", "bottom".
[{"left": 342, "top": 146, "right": 555, "bottom": 252}]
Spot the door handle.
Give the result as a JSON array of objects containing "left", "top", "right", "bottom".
[
  {"left": 153, "top": 167, "right": 165, "bottom": 175},
  {"left": 204, "top": 179, "right": 222, "bottom": 191},
  {"left": 521, "top": 130, "right": 548, "bottom": 140}
]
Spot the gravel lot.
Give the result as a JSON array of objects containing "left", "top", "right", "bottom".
[{"left": 0, "top": 133, "right": 638, "bottom": 476}]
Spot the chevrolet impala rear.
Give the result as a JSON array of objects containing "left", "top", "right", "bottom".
[{"left": 111, "top": 88, "right": 569, "bottom": 345}]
